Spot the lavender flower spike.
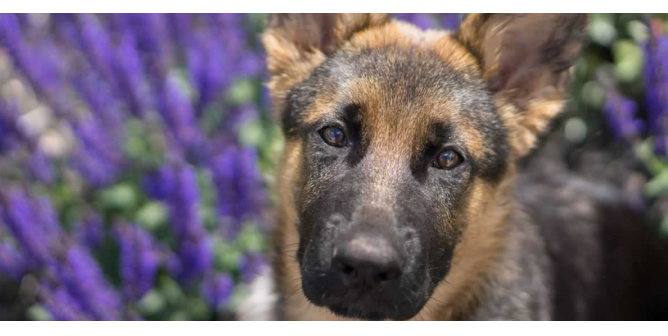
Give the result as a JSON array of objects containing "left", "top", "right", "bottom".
[
  {"left": 116, "top": 223, "right": 160, "bottom": 301},
  {"left": 200, "top": 273, "right": 234, "bottom": 309}
]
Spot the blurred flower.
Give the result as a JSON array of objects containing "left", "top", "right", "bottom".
[
  {"left": 39, "top": 284, "right": 93, "bottom": 321},
  {"left": 73, "top": 212, "right": 105, "bottom": 249},
  {"left": 29, "top": 150, "right": 55, "bottom": 183},
  {"left": 211, "top": 146, "right": 265, "bottom": 237},
  {"left": 394, "top": 13, "right": 438, "bottom": 30},
  {"left": 0, "top": 13, "right": 271, "bottom": 321},
  {"left": 162, "top": 164, "right": 213, "bottom": 283},
  {"left": 0, "top": 243, "right": 26, "bottom": 279},
  {"left": 442, "top": 13, "right": 461, "bottom": 31},
  {"left": 643, "top": 18, "right": 668, "bottom": 154},
  {"left": 48, "top": 245, "right": 122, "bottom": 320},
  {"left": 116, "top": 223, "right": 160, "bottom": 301},
  {"left": 0, "top": 189, "right": 54, "bottom": 265},
  {"left": 239, "top": 252, "right": 266, "bottom": 283},
  {"left": 603, "top": 85, "right": 645, "bottom": 140},
  {"left": 200, "top": 273, "right": 234, "bottom": 309}
]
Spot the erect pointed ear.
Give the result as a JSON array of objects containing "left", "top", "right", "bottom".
[
  {"left": 261, "top": 14, "right": 390, "bottom": 115},
  {"left": 262, "top": 13, "right": 389, "bottom": 77},
  {"left": 456, "top": 14, "right": 588, "bottom": 158}
]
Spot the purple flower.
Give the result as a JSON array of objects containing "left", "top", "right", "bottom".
[
  {"left": 175, "top": 237, "right": 214, "bottom": 284},
  {"left": 643, "top": 20, "right": 668, "bottom": 155},
  {"left": 77, "top": 14, "right": 117, "bottom": 89},
  {"left": 35, "top": 195, "right": 64, "bottom": 237},
  {"left": 115, "top": 14, "right": 172, "bottom": 82},
  {"left": 1, "top": 190, "right": 121, "bottom": 320},
  {"left": 29, "top": 150, "right": 55, "bottom": 184},
  {"left": 157, "top": 77, "right": 203, "bottom": 153},
  {"left": 113, "top": 31, "right": 154, "bottom": 116},
  {"left": 0, "top": 189, "right": 52, "bottom": 265},
  {"left": 116, "top": 223, "right": 160, "bottom": 300},
  {"left": 0, "top": 102, "right": 20, "bottom": 153},
  {"left": 200, "top": 273, "right": 234, "bottom": 309},
  {"left": 168, "top": 14, "right": 193, "bottom": 58},
  {"left": 50, "top": 14, "right": 82, "bottom": 49},
  {"left": 603, "top": 88, "right": 645, "bottom": 140},
  {"left": 0, "top": 13, "right": 273, "bottom": 320},
  {"left": 70, "top": 117, "right": 123, "bottom": 186},
  {"left": 160, "top": 164, "right": 213, "bottom": 282},
  {"left": 51, "top": 245, "right": 122, "bottom": 320},
  {"left": 188, "top": 28, "right": 230, "bottom": 115},
  {"left": 40, "top": 284, "right": 94, "bottom": 321},
  {"left": 0, "top": 15, "right": 70, "bottom": 117},
  {"left": 441, "top": 13, "right": 461, "bottom": 31},
  {"left": 239, "top": 253, "right": 266, "bottom": 283},
  {"left": 73, "top": 212, "right": 105, "bottom": 249},
  {"left": 71, "top": 144, "right": 119, "bottom": 187},
  {"left": 394, "top": 13, "right": 438, "bottom": 30},
  {"left": 72, "top": 117, "right": 123, "bottom": 164},
  {"left": 210, "top": 146, "right": 265, "bottom": 237},
  {"left": 0, "top": 243, "right": 27, "bottom": 279},
  {"left": 71, "top": 70, "right": 124, "bottom": 132}
]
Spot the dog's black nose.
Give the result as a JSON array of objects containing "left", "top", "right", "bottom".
[{"left": 332, "top": 234, "right": 403, "bottom": 287}]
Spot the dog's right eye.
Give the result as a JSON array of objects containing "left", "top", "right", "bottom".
[{"left": 319, "top": 126, "right": 347, "bottom": 147}]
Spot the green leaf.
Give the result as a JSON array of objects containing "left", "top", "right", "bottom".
[
  {"left": 589, "top": 16, "right": 618, "bottom": 46},
  {"left": 224, "top": 285, "right": 249, "bottom": 312},
  {"left": 200, "top": 206, "right": 218, "bottom": 231},
  {"left": 238, "top": 119, "right": 265, "bottom": 148},
  {"left": 187, "top": 297, "right": 211, "bottom": 321},
  {"left": 168, "top": 68, "right": 195, "bottom": 100},
  {"left": 612, "top": 39, "right": 643, "bottom": 83},
  {"left": 124, "top": 135, "right": 148, "bottom": 160},
  {"left": 581, "top": 81, "right": 606, "bottom": 109},
  {"left": 159, "top": 275, "right": 186, "bottom": 307},
  {"left": 136, "top": 289, "right": 167, "bottom": 316},
  {"left": 227, "top": 79, "right": 256, "bottom": 105},
  {"left": 26, "top": 304, "right": 53, "bottom": 321},
  {"left": 135, "top": 202, "right": 168, "bottom": 232},
  {"left": 169, "top": 310, "right": 189, "bottom": 321},
  {"left": 215, "top": 241, "right": 242, "bottom": 272},
  {"left": 237, "top": 223, "right": 265, "bottom": 253},
  {"left": 97, "top": 183, "right": 138, "bottom": 212},
  {"left": 635, "top": 139, "right": 666, "bottom": 176},
  {"left": 199, "top": 103, "right": 226, "bottom": 134},
  {"left": 644, "top": 170, "right": 668, "bottom": 197},
  {"left": 196, "top": 169, "right": 216, "bottom": 206},
  {"left": 627, "top": 20, "right": 649, "bottom": 43}
]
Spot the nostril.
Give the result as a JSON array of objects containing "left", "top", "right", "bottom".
[
  {"left": 376, "top": 269, "right": 400, "bottom": 284},
  {"left": 334, "top": 259, "right": 359, "bottom": 284}
]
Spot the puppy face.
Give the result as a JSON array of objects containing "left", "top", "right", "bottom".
[{"left": 263, "top": 14, "right": 587, "bottom": 320}]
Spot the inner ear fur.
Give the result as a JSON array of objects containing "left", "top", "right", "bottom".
[{"left": 456, "top": 14, "right": 589, "bottom": 157}]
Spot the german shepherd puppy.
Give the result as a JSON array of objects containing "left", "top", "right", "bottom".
[{"left": 251, "top": 13, "right": 668, "bottom": 321}]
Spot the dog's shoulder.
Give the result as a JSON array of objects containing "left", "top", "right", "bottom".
[{"left": 515, "top": 160, "right": 668, "bottom": 320}]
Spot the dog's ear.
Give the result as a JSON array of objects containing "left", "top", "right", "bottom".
[
  {"left": 456, "top": 14, "right": 588, "bottom": 157},
  {"left": 262, "top": 14, "right": 389, "bottom": 77}
]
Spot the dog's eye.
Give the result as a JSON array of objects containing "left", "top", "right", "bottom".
[
  {"left": 319, "top": 126, "right": 346, "bottom": 147},
  {"left": 434, "top": 149, "right": 463, "bottom": 170}
]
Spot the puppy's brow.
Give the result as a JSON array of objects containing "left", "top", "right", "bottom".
[{"left": 429, "top": 122, "right": 454, "bottom": 145}]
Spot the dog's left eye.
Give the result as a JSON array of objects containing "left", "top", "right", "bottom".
[
  {"left": 434, "top": 149, "right": 463, "bottom": 170},
  {"left": 319, "top": 126, "right": 347, "bottom": 147}
]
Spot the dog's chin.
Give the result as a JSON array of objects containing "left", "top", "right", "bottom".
[{"left": 326, "top": 304, "right": 420, "bottom": 321}]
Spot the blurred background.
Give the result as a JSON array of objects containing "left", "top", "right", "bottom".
[{"left": 0, "top": 13, "right": 666, "bottom": 321}]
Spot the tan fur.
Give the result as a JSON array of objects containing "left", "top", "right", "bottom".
[{"left": 263, "top": 13, "right": 585, "bottom": 321}]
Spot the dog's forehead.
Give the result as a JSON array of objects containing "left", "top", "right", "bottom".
[{"left": 305, "top": 23, "right": 495, "bottom": 155}]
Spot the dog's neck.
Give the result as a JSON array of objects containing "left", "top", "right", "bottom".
[{"left": 273, "top": 165, "right": 526, "bottom": 321}]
